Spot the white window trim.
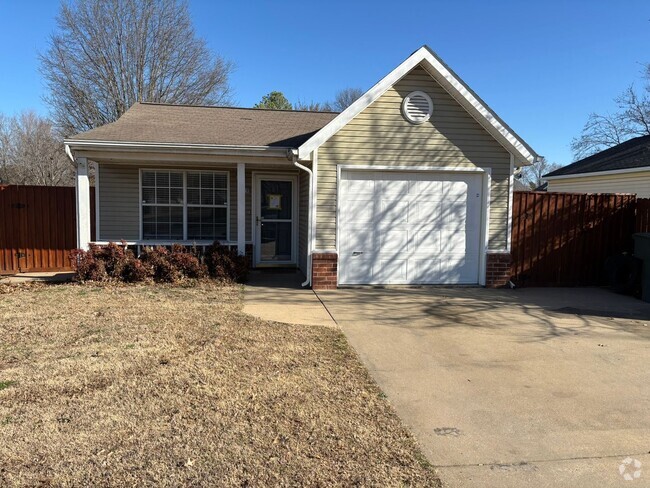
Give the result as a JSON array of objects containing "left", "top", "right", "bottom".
[{"left": 139, "top": 168, "right": 230, "bottom": 243}]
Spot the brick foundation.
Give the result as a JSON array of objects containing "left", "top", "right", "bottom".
[
  {"left": 311, "top": 252, "right": 338, "bottom": 290},
  {"left": 486, "top": 253, "right": 512, "bottom": 288}
]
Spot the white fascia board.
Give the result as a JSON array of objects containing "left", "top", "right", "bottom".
[
  {"left": 544, "top": 165, "right": 650, "bottom": 180},
  {"left": 297, "top": 46, "right": 538, "bottom": 165},
  {"left": 64, "top": 139, "right": 292, "bottom": 158}
]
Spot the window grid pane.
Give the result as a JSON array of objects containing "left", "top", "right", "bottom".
[{"left": 142, "top": 170, "right": 228, "bottom": 241}]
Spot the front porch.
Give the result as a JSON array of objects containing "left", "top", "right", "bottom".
[{"left": 72, "top": 152, "right": 313, "bottom": 277}]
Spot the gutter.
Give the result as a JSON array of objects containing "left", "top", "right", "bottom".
[
  {"left": 64, "top": 139, "right": 293, "bottom": 158},
  {"left": 543, "top": 165, "right": 650, "bottom": 180},
  {"left": 289, "top": 148, "right": 313, "bottom": 288}
]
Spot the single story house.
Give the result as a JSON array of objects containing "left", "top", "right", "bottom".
[
  {"left": 545, "top": 135, "right": 650, "bottom": 197},
  {"left": 65, "top": 46, "right": 539, "bottom": 290}
]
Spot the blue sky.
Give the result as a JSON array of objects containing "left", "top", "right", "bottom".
[{"left": 1, "top": 0, "right": 649, "bottom": 165}]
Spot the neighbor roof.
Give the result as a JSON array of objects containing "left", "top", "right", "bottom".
[
  {"left": 67, "top": 102, "right": 339, "bottom": 148},
  {"left": 545, "top": 135, "right": 650, "bottom": 178}
]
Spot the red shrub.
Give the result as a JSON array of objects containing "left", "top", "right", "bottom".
[
  {"left": 170, "top": 245, "right": 206, "bottom": 279},
  {"left": 204, "top": 242, "right": 249, "bottom": 282},
  {"left": 139, "top": 246, "right": 180, "bottom": 283},
  {"left": 69, "top": 246, "right": 108, "bottom": 282}
]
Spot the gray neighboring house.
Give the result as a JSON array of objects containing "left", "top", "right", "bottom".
[
  {"left": 65, "top": 46, "right": 539, "bottom": 289},
  {"left": 545, "top": 135, "right": 650, "bottom": 197}
]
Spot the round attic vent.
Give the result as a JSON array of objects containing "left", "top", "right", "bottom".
[{"left": 401, "top": 91, "right": 433, "bottom": 124}]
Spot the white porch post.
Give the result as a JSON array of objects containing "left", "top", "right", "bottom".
[
  {"left": 237, "top": 162, "right": 246, "bottom": 256},
  {"left": 75, "top": 156, "right": 91, "bottom": 249}
]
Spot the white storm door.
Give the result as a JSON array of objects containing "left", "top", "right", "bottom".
[{"left": 254, "top": 175, "right": 298, "bottom": 266}]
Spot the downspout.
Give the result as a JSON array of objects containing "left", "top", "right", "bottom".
[
  {"left": 65, "top": 143, "right": 74, "bottom": 162},
  {"left": 289, "top": 148, "right": 313, "bottom": 287}
]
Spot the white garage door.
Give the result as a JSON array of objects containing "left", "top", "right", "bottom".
[{"left": 339, "top": 170, "right": 483, "bottom": 285}]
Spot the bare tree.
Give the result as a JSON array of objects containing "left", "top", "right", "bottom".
[
  {"left": 332, "top": 87, "right": 364, "bottom": 111},
  {"left": 0, "top": 115, "right": 11, "bottom": 183},
  {"left": 0, "top": 112, "right": 74, "bottom": 186},
  {"left": 41, "top": 0, "right": 233, "bottom": 136},
  {"left": 571, "top": 77, "right": 650, "bottom": 159},
  {"left": 293, "top": 100, "right": 334, "bottom": 112},
  {"left": 518, "top": 157, "right": 562, "bottom": 189}
]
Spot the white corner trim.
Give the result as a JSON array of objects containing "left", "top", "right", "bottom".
[
  {"left": 297, "top": 46, "right": 538, "bottom": 164},
  {"left": 544, "top": 165, "right": 650, "bottom": 180},
  {"left": 506, "top": 153, "right": 514, "bottom": 253},
  {"left": 479, "top": 168, "right": 492, "bottom": 286}
]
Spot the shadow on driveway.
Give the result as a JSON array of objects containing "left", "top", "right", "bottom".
[{"left": 316, "top": 286, "right": 650, "bottom": 488}]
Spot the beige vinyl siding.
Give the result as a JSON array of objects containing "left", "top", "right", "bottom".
[
  {"left": 97, "top": 162, "right": 283, "bottom": 244},
  {"left": 316, "top": 65, "right": 512, "bottom": 251},
  {"left": 547, "top": 171, "right": 650, "bottom": 198},
  {"left": 98, "top": 164, "right": 140, "bottom": 240}
]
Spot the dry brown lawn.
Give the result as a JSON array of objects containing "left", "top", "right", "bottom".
[{"left": 0, "top": 282, "right": 440, "bottom": 487}]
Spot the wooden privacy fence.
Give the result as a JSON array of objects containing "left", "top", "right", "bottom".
[
  {"left": 0, "top": 185, "right": 95, "bottom": 274},
  {"left": 510, "top": 192, "right": 645, "bottom": 287}
]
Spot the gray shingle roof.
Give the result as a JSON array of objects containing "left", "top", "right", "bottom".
[
  {"left": 68, "top": 102, "right": 339, "bottom": 148},
  {"left": 545, "top": 135, "right": 650, "bottom": 177}
]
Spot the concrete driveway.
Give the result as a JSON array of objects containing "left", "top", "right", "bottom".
[{"left": 317, "top": 287, "right": 650, "bottom": 488}]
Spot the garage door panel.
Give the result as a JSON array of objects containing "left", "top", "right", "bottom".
[
  {"left": 379, "top": 229, "right": 409, "bottom": 253},
  {"left": 379, "top": 199, "right": 410, "bottom": 224},
  {"left": 342, "top": 173, "right": 376, "bottom": 195},
  {"left": 410, "top": 201, "right": 441, "bottom": 223},
  {"left": 409, "top": 179, "right": 443, "bottom": 196},
  {"left": 375, "top": 259, "right": 407, "bottom": 282},
  {"left": 440, "top": 230, "right": 467, "bottom": 252},
  {"left": 342, "top": 224, "right": 376, "bottom": 253},
  {"left": 412, "top": 228, "right": 442, "bottom": 252},
  {"left": 342, "top": 197, "right": 374, "bottom": 224},
  {"left": 410, "top": 259, "right": 442, "bottom": 283},
  {"left": 442, "top": 181, "right": 469, "bottom": 197},
  {"left": 341, "top": 255, "right": 374, "bottom": 284},
  {"left": 339, "top": 170, "right": 482, "bottom": 285}
]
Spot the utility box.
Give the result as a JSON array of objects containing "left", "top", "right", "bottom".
[{"left": 633, "top": 233, "right": 650, "bottom": 302}]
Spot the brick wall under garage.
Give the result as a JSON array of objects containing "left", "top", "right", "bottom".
[
  {"left": 312, "top": 252, "right": 338, "bottom": 290},
  {"left": 486, "top": 253, "right": 512, "bottom": 288}
]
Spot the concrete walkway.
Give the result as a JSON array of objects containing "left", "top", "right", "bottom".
[
  {"left": 317, "top": 287, "right": 650, "bottom": 488},
  {"left": 0, "top": 271, "right": 74, "bottom": 284},
  {"left": 243, "top": 270, "right": 337, "bottom": 328}
]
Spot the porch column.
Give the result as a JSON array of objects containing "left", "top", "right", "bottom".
[
  {"left": 237, "top": 162, "right": 245, "bottom": 255},
  {"left": 75, "top": 156, "right": 91, "bottom": 250}
]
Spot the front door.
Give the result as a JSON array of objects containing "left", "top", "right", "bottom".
[{"left": 254, "top": 175, "right": 297, "bottom": 266}]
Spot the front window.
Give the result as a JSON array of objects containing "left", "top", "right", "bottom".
[{"left": 141, "top": 170, "right": 229, "bottom": 241}]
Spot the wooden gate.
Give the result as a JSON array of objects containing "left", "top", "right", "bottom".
[
  {"left": 511, "top": 192, "right": 637, "bottom": 286},
  {"left": 0, "top": 185, "right": 95, "bottom": 274}
]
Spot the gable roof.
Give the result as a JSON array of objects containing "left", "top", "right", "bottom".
[
  {"left": 544, "top": 135, "right": 650, "bottom": 178},
  {"left": 67, "top": 102, "right": 338, "bottom": 148},
  {"left": 297, "top": 45, "right": 539, "bottom": 164}
]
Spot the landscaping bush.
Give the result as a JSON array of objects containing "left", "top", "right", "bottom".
[
  {"left": 170, "top": 244, "right": 206, "bottom": 279},
  {"left": 70, "top": 242, "right": 147, "bottom": 283},
  {"left": 70, "top": 241, "right": 246, "bottom": 284},
  {"left": 69, "top": 246, "right": 108, "bottom": 281},
  {"left": 139, "top": 246, "right": 181, "bottom": 283},
  {"left": 204, "top": 242, "right": 249, "bottom": 282}
]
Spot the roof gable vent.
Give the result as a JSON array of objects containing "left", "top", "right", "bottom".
[{"left": 401, "top": 91, "right": 433, "bottom": 124}]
